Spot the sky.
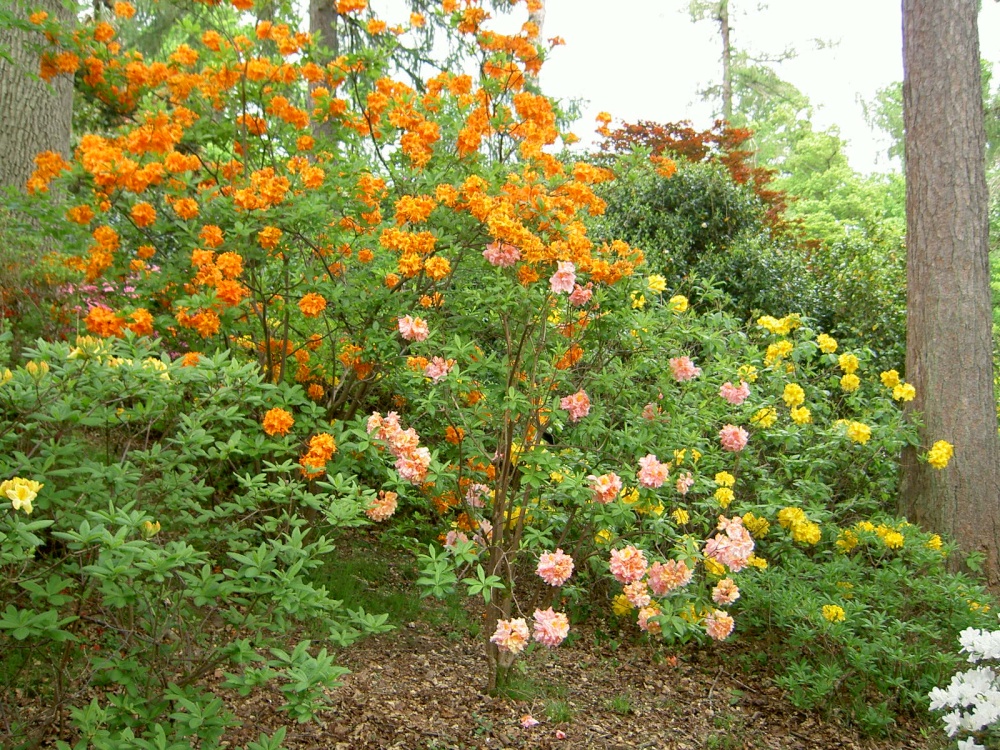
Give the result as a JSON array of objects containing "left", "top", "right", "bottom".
[{"left": 537, "top": 0, "right": 1000, "bottom": 174}]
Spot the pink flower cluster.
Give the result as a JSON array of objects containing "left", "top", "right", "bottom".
[
  {"left": 366, "top": 411, "right": 432, "bottom": 484},
  {"left": 424, "top": 356, "right": 454, "bottom": 383},
  {"left": 719, "top": 380, "right": 750, "bottom": 405},
  {"left": 549, "top": 261, "right": 576, "bottom": 294},
  {"left": 559, "top": 389, "right": 591, "bottom": 422},
  {"left": 532, "top": 607, "right": 570, "bottom": 647},
  {"left": 397, "top": 315, "right": 429, "bottom": 342},
  {"left": 637, "top": 453, "right": 669, "bottom": 489},
  {"left": 675, "top": 471, "right": 694, "bottom": 495},
  {"left": 704, "top": 515, "right": 755, "bottom": 573},
  {"left": 568, "top": 283, "right": 593, "bottom": 307},
  {"left": 365, "top": 490, "right": 398, "bottom": 522},
  {"left": 492, "top": 609, "right": 570, "bottom": 652},
  {"left": 719, "top": 424, "right": 749, "bottom": 452},
  {"left": 536, "top": 548, "right": 575, "bottom": 586},
  {"left": 647, "top": 559, "right": 693, "bottom": 595},
  {"left": 483, "top": 241, "right": 521, "bottom": 267},
  {"left": 712, "top": 577, "right": 740, "bottom": 605},
  {"left": 609, "top": 545, "right": 648, "bottom": 584},
  {"left": 641, "top": 402, "right": 660, "bottom": 420},
  {"left": 624, "top": 580, "right": 651, "bottom": 608},
  {"left": 465, "top": 482, "right": 490, "bottom": 508},
  {"left": 669, "top": 356, "right": 702, "bottom": 382},
  {"left": 588, "top": 472, "right": 622, "bottom": 504},
  {"left": 705, "top": 609, "right": 735, "bottom": 641}
]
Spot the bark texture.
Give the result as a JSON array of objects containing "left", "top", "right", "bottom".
[
  {"left": 0, "top": 0, "right": 73, "bottom": 192},
  {"left": 899, "top": 0, "right": 1000, "bottom": 584}
]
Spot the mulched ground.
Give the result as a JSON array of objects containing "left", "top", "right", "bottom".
[{"left": 218, "top": 616, "right": 947, "bottom": 750}]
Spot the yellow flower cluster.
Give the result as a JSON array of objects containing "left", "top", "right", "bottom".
[
  {"left": 790, "top": 406, "right": 811, "bottom": 425},
  {"left": 714, "top": 487, "right": 734, "bottom": 508},
  {"left": 777, "top": 507, "right": 821, "bottom": 545},
  {"left": 927, "top": 440, "right": 954, "bottom": 470},
  {"left": 838, "top": 353, "right": 859, "bottom": 374},
  {"left": 751, "top": 407, "right": 777, "bottom": 428},
  {"left": 836, "top": 420, "right": 872, "bottom": 445},
  {"left": 714, "top": 471, "right": 735, "bottom": 487},
  {"left": 742, "top": 512, "right": 770, "bottom": 538},
  {"left": 816, "top": 333, "right": 838, "bottom": 354},
  {"left": 1, "top": 477, "right": 43, "bottom": 515},
  {"left": 782, "top": 383, "right": 805, "bottom": 408},
  {"left": 671, "top": 508, "right": 690, "bottom": 525},
  {"left": 764, "top": 340, "right": 793, "bottom": 367},
  {"left": 758, "top": 314, "right": 801, "bottom": 336},
  {"left": 668, "top": 295, "right": 688, "bottom": 313},
  {"left": 822, "top": 604, "right": 846, "bottom": 623}
]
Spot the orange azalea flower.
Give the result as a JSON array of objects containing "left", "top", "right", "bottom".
[
  {"left": 131, "top": 202, "right": 156, "bottom": 227},
  {"left": 424, "top": 256, "right": 451, "bottom": 280},
  {"left": 307, "top": 383, "right": 324, "bottom": 401},
  {"left": 199, "top": 225, "right": 224, "bottom": 248},
  {"left": 385, "top": 273, "right": 400, "bottom": 288},
  {"left": 262, "top": 407, "right": 294, "bottom": 436},
  {"left": 93, "top": 225, "right": 120, "bottom": 251},
  {"left": 67, "top": 205, "right": 95, "bottom": 225},
  {"left": 127, "top": 308, "right": 155, "bottom": 337},
  {"left": 445, "top": 426, "right": 465, "bottom": 444},
  {"left": 85, "top": 307, "right": 124, "bottom": 338},
  {"left": 137, "top": 245, "right": 156, "bottom": 259},
  {"left": 258, "top": 226, "right": 283, "bottom": 250},
  {"left": 173, "top": 198, "right": 199, "bottom": 220},
  {"left": 215, "top": 252, "right": 243, "bottom": 278},
  {"left": 358, "top": 248, "right": 374, "bottom": 263},
  {"left": 336, "top": 0, "right": 367, "bottom": 11},
  {"left": 93, "top": 22, "right": 116, "bottom": 43},
  {"left": 180, "top": 352, "right": 202, "bottom": 367},
  {"left": 298, "top": 293, "right": 327, "bottom": 318}
]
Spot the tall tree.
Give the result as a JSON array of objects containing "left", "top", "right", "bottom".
[
  {"left": 689, "top": 0, "right": 733, "bottom": 120},
  {"left": 0, "top": 0, "right": 73, "bottom": 192},
  {"left": 898, "top": 0, "right": 1000, "bottom": 584}
]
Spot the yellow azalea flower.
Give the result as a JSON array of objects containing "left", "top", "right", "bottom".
[
  {"left": 647, "top": 274, "right": 667, "bottom": 293},
  {"left": 672, "top": 508, "right": 690, "bottom": 525},
  {"left": 690, "top": 448, "right": 701, "bottom": 463},
  {"left": 1, "top": 477, "right": 43, "bottom": 515},
  {"left": 738, "top": 364, "right": 758, "bottom": 383},
  {"left": 747, "top": 554, "right": 768, "bottom": 569},
  {"left": 612, "top": 594, "right": 634, "bottom": 616},
  {"left": 714, "top": 487, "right": 734, "bottom": 508},
  {"left": 547, "top": 306, "right": 562, "bottom": 325},
  {"left": 595, "top": 529, "right": 613, "bottom": 545},
  {"left": 840, "top": 373, "right": 861, "bottom": 393},
  {"left": 631, "top": 292, "right": 646, "bottom": 310},
  {"left": 880, "top": 369, "right": 901, "bottom": 388},
  {"left": 927, "top": 440, "right": 954, "bottom": 469},
  {"left": 714, "top": 471, "right": 735, "bottom": 487},
  {"left": 742, "top": 512, "right": 769, "bottom": 537},
  {"left": 751, "top": 407, "right": 777, "bottom": 428},
  {"left": 790, "top": 406, "right": 811, "bottom": 424},
  {"left": 140, "top": 520, "right": 161, "bottom": 538},
  {"left": 673, "top": 448, "right": 687, "bottom": 464},
  {"left": 836, "top": 529, "right": 859, "bottom": 553},
  {"left": 764, "top": 340, "right": 793, "bottom": 366},
  {"left": 668, "top": 294, "right": 688, "bottom": 313},
  {"left": 703, "top": 557, "right": 726, "bottom": 577},
  {"left": 25, "top": 360, "right": 49, "bottom": 379},
  {"left": 838, "top": 353, "right": 859, "bottom": 374},
  {"left": 620, "top": 486, "right": 640, "bottom": 504},
  {"left": 816, "top": 333, "right": 838, "bottom": 354},
  {"left": 926, "top": 534, "right": 943, "bottom": 551},
  {"left": 0, "top": 368, "right": 12, "bottom": 385},
  {"left": 845, "top": 421, "right": 872, "bottom": 444},
  {"left": 822, "top": 604, "right": 846, "bottom": 623},
  {"left": 855, "top": 520, "right": 876, "bottom": 533},
  {"left": 792, "top": 521, "right": 821, "bottom": 545},
  {"left": 783, "top": 383, "right": 805, "bottom": 408},
  {"left": 549, "top": 471, "right": 564, "bottom": 483},
  {"left": 893, "top": 383, "right": 916, "bottom": 402}
]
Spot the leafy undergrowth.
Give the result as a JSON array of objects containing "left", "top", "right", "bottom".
[{"left": 207, "top": 530, "right": 951, "bottom": 750}]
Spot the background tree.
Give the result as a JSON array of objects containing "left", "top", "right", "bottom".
[
  {"left": 0, "top": 0, "right": 73, "bottom": 192},
  {"left": 898, "top": 0, "right": 1000, "bottom": 584}
]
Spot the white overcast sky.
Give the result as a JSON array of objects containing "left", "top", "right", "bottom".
[{"left": 372, "top": 1, "right": 1000, "bottom": 174}]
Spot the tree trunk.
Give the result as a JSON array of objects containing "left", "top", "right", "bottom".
[
  {"left": 0, "top": 0, "right": 73, "bottom": 192},
  {"left": 899, "top": 0, "right": 1000, "bottom": 585},
  {"left": 718, "top": 0, "right": 732, "bottom": 122},
  {"left": 309, "top": 0, "right": 339, "bottom": 142}
]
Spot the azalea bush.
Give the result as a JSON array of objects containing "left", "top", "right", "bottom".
[
  {"left": 0, "top": 336, "right": 388, "bottom": 746},
  {"left": 4, "top": 0, "right": 992, "bottom": 738}
]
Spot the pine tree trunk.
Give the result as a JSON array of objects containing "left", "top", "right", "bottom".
[
  {"left": 718, "top": 0, "right": 732, "bottom": 122},
  {"left": 899, "top": 0, "right": 1000, "bottom": 585},
  {"left": 0, "top": 0, "right": 73, "bottom": 192}
]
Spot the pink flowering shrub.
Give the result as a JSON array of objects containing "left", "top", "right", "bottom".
[
  {"left": 588, "top": 472, "right": 623, "bottom": 504},
  {"left": 669, "top": 355, "right": 702, "bottom": 382},
  {"left": 637, "top": 453, "right": 669, "bottom": 488},
  {"left": 719, "top": 424, "right": 749, "bottom": 452},
  {"left": 536, "top": 549, "right": 575, "bottom": 586},
  {"left": 559, "top": 389, "right": 591, "bottom": 422}
]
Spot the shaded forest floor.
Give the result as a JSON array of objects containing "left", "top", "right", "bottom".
[{"left": 214, "top": 530, "right": 949, "bottom": 750}]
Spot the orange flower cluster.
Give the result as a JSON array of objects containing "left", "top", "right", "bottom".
[
  {"left": 26, "top": 151, "right": 71, "bottom": 193},
  {"left": 300, "top": 432, "right": 337, "bottom": 478},
  {"left": 262, "top": 407, "right": 294, "bottom": 436},
  {"left": 85, "top": 307, "right": 125, "bottom": 337},
  {"left": 298, "top": 293, "right": 327, "bottom": 318}
]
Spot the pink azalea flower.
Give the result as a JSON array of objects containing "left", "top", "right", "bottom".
[
  {"left": 637, "top": 453, "right": 669, "bottom": 489},
  {"left": 424, "top": 356, "right": 454, "bottom": 383},
  {"left": 719, "top": 424, "right": 749, "bottom": 452},
  {"left": 532, "top": 607, "right": 570, "bottom": 647},
  {"left": 549, "top": 261, "right": 576, "bottom": 294},
  {"left": 483, "top": 241, "right": 521, "bottom": 267},
  {"left": 638, "top": 605, "right": 662, "bottom": 634},
  {"left": 559, "top": 389, "right": 591, "bottom": 422},
  {"left": 465, "top": 483, "right": 490, "bottom": 508},
  {"left": 705, "top": 609, "right": 735, "bottom": 641},
  {"left": 675, "top": 471, "right": 694, "bottom": 495},
  {"left": 712, "top": 577, "right": 741, "bottom": 605},
  {"left": 647, "top": 559, "right": 693, "bottom": 596},
  {"left": 365, "top": 490, "right": 398, "bottom": 522},
  {"left": 444, "top": 529, "right": 469, "bottom": 548},
  {"left": 641, "top": 402, "right": 660, "bottom": 420},
  {"left": 491, "top": 618, "right": 530, "bottom": 654},
  {"left": 624, "top": 580, "right": 651, "bottom": 608},
  {"left": 555, "top": 730, "right": 567, "bottom": 740},
  {"left": 719, "top": 380, "right": 750, "bottom": 405},
  {"left": 521, "top": 714, "right": 539, "bottom": 728},
  {"left": 536, "top": 548, "right": 575, "bottom": 586},
  {"left": 588, "top": 472, "right": 623, "bottom": 504},
  {"left": 395, "top": 446, "right": 431, "bottom": 484},
  {"left": 568, "top": 282, "right": 593, "bottom": 307},
  {"left": 397, "top": 314, "right": 429, "bottom": 342},
  {"left": 704, "top": 515, "right": 755, "bottom": 573},
  {"left": 669, "top": 355, "right": 702, "bottom": 382},
  {"left": 609, "top": 545, "right": 648, "bottom": 584}
]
